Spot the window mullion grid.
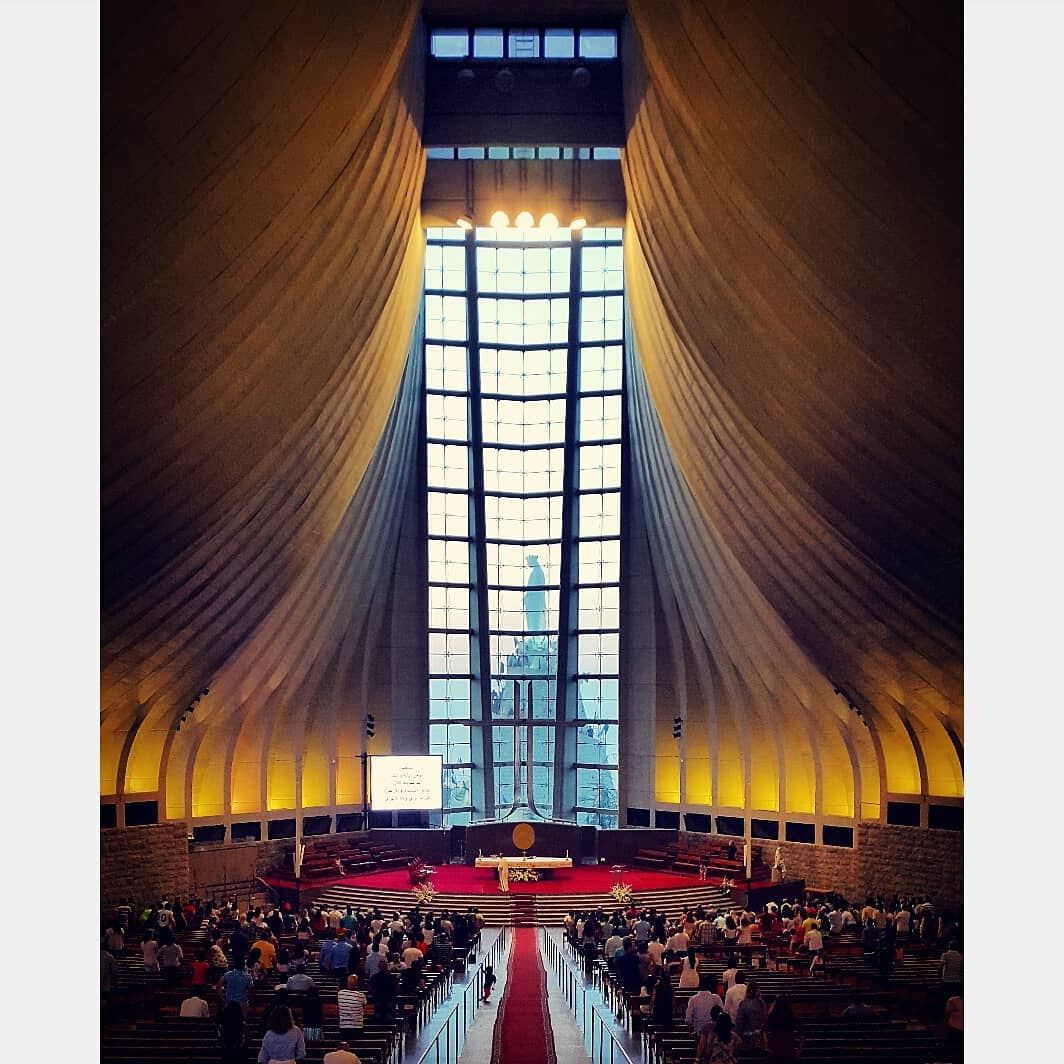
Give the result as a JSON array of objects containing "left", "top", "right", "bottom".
[
  {"left": 551, "top": 230, "right": 583, "bottom": 822},
  {"left": 464, "top": 228, "right": 496, "bottom": 820}
]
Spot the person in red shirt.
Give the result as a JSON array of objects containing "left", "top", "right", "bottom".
[{"left": 189, "top": 949, "right": 212, "bottom": 988}]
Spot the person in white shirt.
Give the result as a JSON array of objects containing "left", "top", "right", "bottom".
[
  {"left": 666, "top": 927, "right": 689, "bottom": 953},
  {"left": 894, "top": 909, "right": 911, "bottom": 935},
  {"left": 721, "top": 964, "right": 741, "bottom": 990},
  {"left": 604, "top": 932, "right": 624, "bottom": 960},
  {"left": 678, "top": 950, "right": 701, "bottom": 988},
  {"left": 179, "top": 993, "right": 210, "bottom": 1018},
  {"left": 804, "top": 927, "right": 824, "bottom": 974},
  {"left": 684, "top": 975, "right": 724, "bottom": 1035},
  {"left": 323, "top": 1043, "right": 361, "bottom": 1064},
  {"left": 647, "top": 937, "right": 666, "bottom": 965},
  {"left": 724, "top": 969, "right": 748, "bottom": 1019},
  {"left": 402, "top": 945, "right": 422, "bottom": 967}
]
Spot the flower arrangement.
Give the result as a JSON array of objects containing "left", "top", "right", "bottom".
[
  {"left": 412, "top": 883, "right": 436, "bottom": 906},
  {"left": 610, "top": 882, "right": 634, "bottom": 906}
]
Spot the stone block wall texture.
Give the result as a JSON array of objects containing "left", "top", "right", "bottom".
[
  {"left": 101, "top": 823, "right": 190, "bottom": 915},
  {"left": 679, "top": 824, "right": 962, "bottom": 910}
]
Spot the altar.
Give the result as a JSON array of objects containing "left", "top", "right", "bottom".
[
  {"left": 475, "top": 853, "right": 573, "bottom": 891},
  {"left": 474, "top": 855, "right": 574, "bottom": 872}
]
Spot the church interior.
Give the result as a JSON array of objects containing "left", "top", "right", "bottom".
[{"left": 95, "top": 2, "right": 970, "bottom": 1061}]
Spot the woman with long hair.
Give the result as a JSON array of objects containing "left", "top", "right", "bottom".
[
  {"left": 300, "top": 985, "right": 323, "bottom": 1043},
  {"left": 734, "top": 979, "right": 767, "bottom": 1052},
  {"left": 765, "top": 994, "right": 804, "bottom": 1061},
  {"left": 679, "top": 948, "right": 701, "bottom": 989},
  {"left": 697, "top": 1008, "right": 740, "bottom": 1063},
  {"left": 256, "top": 1005, "right": 306, "bottom": 1063},
  {"left": 650, "top": 966, "right": 675, "bottom": 1027},
  {"left": 217, "top": 1001, "right": 248, "bottom": 1064}
]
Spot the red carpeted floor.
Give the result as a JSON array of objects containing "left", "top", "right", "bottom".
[
  {"left": 491, "top": 926, "right": 555, "bottom": 1064},
  {"left": 265, "top": 863, "right": 737, "bottom": 895}
]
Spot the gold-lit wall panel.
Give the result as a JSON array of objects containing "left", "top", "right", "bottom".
[
  {"left": 621, "top": 0, "right": 962, "bottom": 821},
  {"left": 100, "top": 0, "right": 427, "bottom": 822}
]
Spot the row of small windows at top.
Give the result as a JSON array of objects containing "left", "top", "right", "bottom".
[
  {"left": 427, "top": 146, "right": 621, "bottom": 161},
  {"left": 430, "top": 27, "right": 619, "bottom": 61}
]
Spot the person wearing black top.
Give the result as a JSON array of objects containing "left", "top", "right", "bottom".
[{"left": 369, "top": 965, "right": 397, "bottom": 1024}]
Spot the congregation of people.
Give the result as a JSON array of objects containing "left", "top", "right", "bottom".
[
  {"left": 563, "top": 892, "right": 963, "bottom": 1062},
  {"left": 102, "top": 895, "right": 484, "bottom": 1062}
]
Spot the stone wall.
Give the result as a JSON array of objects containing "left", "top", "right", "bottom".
[
  {"left": 101, "top": 823, "right": 190, "bottom": 915},
  {"left": 855, "top": 823, "right": 962, "bottom": 909},
  {"left": 678, "top": 824, "right": 962, "bottom": 910},
  {"left": 758, "top": 825, "right": 962, "bottom": 909}
]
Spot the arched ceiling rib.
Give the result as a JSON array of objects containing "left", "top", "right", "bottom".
[
  {"left": 101, "top": 0, "right": 426, "bottom": 810},
  {"left": 622, "top": 0, "right": 962, "bottom": 802}
]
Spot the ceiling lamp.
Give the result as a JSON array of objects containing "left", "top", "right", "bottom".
[
  {"left": 539, "top": 212, "right": 559, "bottom": 231},
  {"left": 456, "top": 213, "right": 474, "bottom": 230},
  {"left": 490, "top": 210, "right": 510, "bottom": 228},
  {"left": 569, "top": 216, "right": 587, "bottom": 231},
  {"left": 515, "top": 210, "right": 534, "bottom": 229}
]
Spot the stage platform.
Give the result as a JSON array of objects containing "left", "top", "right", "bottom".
[{"left": 275, "top": 864, "right": 739, "bottom": 926}]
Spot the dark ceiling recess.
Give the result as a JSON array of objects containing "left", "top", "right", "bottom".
[{"left": 424, "top": 25, "right": 624, "bottom": 146}]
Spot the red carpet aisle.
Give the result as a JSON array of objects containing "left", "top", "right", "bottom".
[{"left": 490, "top": 926, "right": 556, "bottom": 1064}]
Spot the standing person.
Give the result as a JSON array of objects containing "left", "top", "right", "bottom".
[
  {"left": 734, "top": 980, "right": 767, "bottom": 1052},
  {"left": 940, "top": 940, "right": 963, "bottom": 999},
  {"left": 323, "top": 1043, "right": 361, "bottom": 1064},
  {"left": 142, "top": 931, "right": 160, "bottom": 973},
  {"left": 764, "top": 994, "right": 803, "bottom": 1061},
  {"left": 697, "top": 1009, "right": 740, "bottom": 1064},
  {"left": 804, "top": 923, "right": 824, "bottom": 975},
  {"left": 301, "top": 985, "right": 324, "bottom": 1043},
  {"left": 337, "top": 975, "right": 367, "bottom": 1041},
  {"left": 679, "top": 949, "right": 701, "bottom": 989},
  {"left": 101, "top": 942, "right": 119, "bottom": 1006},
  {"left": 256, "top": 1005, "right": 306, "bottom": 1063},
  {"left": 158, "top": 933, "right": 185, "bottom": 984},
  {"left": 180, "top": 991, "right": 211, "bottom": 1018},
  {"left": 481, "top": 964, "right": 497, "bottom": 1003},
  {"left": 218, "top": 1001, "right": 248, "bottom": 1064},
  {"left": 944, "top": 991, "right": 963, "bottom": 1057},
  {"left": 685, "top": 974, "right": 725, "bottom": 1036},
  {"left": 650, "top": 968, "right": 676, "bottom": 1028},
  {"left": 220, "top": 960, "right": 255, "bottom": 1013},
  {"left": 724, "top": 969, "right": 747, "bottom": 1020}
]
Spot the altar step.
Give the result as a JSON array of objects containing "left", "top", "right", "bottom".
[
  {"left": 311, "top": 882, "right": 734, "bottom": 926},
  {"left": 511, "top": 895, "right": 537, "bottom": 926}
]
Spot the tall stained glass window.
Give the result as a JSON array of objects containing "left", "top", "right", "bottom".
[{"left": 424, "top": 224, "right": 624, "bottom": 827}]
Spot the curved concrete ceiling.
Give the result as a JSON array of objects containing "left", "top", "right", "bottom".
[{"left": 100, "top": 1, "right": 961, "bottom": 823}]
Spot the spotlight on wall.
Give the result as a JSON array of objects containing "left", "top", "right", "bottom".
[
  {"left": 490, "top": 210, "right": 510, "bottom": 228},
  {"left": 456, "top": 213, "right": 474, "bottom": 230},
  {"left": 515, "top": 210, "right": 534, "bottom": 229},
  {"left": 539, "top": 212, "right": 559, "bottom": 232},
  {"left": 569, "top": 216, "right": 587, "bottom": 231}
]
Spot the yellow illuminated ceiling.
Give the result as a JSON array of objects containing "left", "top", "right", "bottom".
[{"left": 101, "top": 0, "right": 962, "bottom": 826}]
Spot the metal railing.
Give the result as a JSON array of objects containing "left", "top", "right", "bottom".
[
  {"left": 415, "top": 925, "right": 511, "bottom": 1064},
  {"left": 540, "top": 927, "right": 639, "bottom": 1064}
]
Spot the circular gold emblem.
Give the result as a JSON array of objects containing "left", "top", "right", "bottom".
[{"left": 511, "top": 822, "right": 536, "bottom": 852}]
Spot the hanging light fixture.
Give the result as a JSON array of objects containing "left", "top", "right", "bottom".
[
  {"left": 539, "top": 212, "right": 559, "bottom": 231},
  {"left": 490, "top": 210, "right": 510, "bottom": 228},
  {"left": 515, "top": 210, "right": 534, "bottom": 229}
]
